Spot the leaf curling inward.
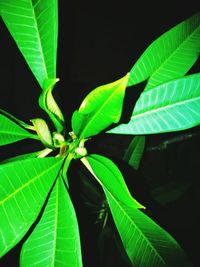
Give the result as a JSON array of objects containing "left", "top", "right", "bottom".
[{"left": 72, "top": 73, "right": 130, "bottom": 139}]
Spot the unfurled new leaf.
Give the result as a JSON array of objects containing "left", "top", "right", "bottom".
[
  {"left": 72, "top": 74, "right": 129, "bottom": 139},
  {"left": 81, "top": 155, "right": 144, "bottom": 209},
  {"left": 20, "top": 176, "right": 83, "bottom": 267},
  {"left": 0, "top": 0, "right": 58, "bottom": 88},
  {"left": 0, "top": 157, "right": 62, "bottom": 257},
  {"left": 39, "top": 78, "right": 65, "bottom": 133},
  {"left": 104, "top": 189, "right": 191, "bottom": 267},
  {"left": 31, "top": 118, "right": 53, "bottom": 147},
  {"left": 108, "top": 73, "right": 200, "bottom": 135},
  {"left": 128, "top": 12, "right": 200, "bottom": 89},
  {"left": 0, "top": 113, "right": 38, "bottom": 146}
]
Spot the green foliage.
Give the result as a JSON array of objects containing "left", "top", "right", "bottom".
[
  {"left": 127, "top": 12, "right": 200, "bottom": 89},
  {"left": 1, "top": 149, "right": 49, "bottom": 164},
  {"left": 108, "top": 73, "right": 200, "bottom": 134},
  {"left": 20, "top": 176, "right": 83, "bottom": 267},
  {"left": 82, "top": 155, "right": 144, "bottom": 209},
  {"left": 104, "top": 189, "right": 191, "bottom": 267},
  {"left": 0, "top": 157, "right": 62, "bottom": 257},
  {"left": 30, "top": 118, "right": 53, "bottom": 147},
  {"left": 0, "top": 113, "right": 38, "bottom": 145},
  {"left": 39, "top": 78, "right": 65, "bottom": 133},
  {"left": 72, "top": 73, "right": 129, "bottom": 139},
  {"left": 0, "top": 0, "right": 58, "bottom": 88},
  {"left": 0, "top": 1, "right": 200, "bottom": 266},
  {"left": 123, "top": 136, "right": 146, "bottom": 170}
]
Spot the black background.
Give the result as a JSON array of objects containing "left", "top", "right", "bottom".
[{"left": 1, "top": 1, "right": 200, "bottom": 266}]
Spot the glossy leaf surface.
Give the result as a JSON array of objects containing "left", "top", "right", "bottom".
[
  {"left": 39, "top": 78, "right": 65, "bottom": 132},
  {"left": 0, "top": 113, "right": 38, "bottom": 146},
  {"left": 104, "top": 188, "right": 191, "bottom": 267},
  {"left": 128, "top": 12, "right": 200, "bottom": 90},
  {"left": 0, "top": 157, "right": 62, "bottom": 257},
  {"left": 123, "top": 136, "right": 146, "bottom": 170},
  {"left": 108, "top": 73, "right": 200, "bottom": 135},
  {"left": 72, "top": 74, "right": 129, "bottom": 139},
  {"left": 20, "top": 176, "right": 83, "bottom": 267},
  {"left": 0, "top": 0, "right": 58, "bottom": 88},
  {"left": 31, "top": 118, "right": 53, "bottom": 147},
  {"left": 82, "top": 155, "right": 144, "bottom": 209}
]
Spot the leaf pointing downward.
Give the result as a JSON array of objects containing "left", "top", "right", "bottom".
[
  {"left": 0, "top": 0, "right": 58, "bottom": 88},
  {"left": 104, "top": 189, "right": 191, "bottom": 267},
  {"left": 84, "top": 158, "right": 191, "bottom": 266},
  {"left": 0, "top": 157, "right": 62, "bottom": 257},
  {"left": 20, "top": 176, "right": 83, "bottom": 267},
  {"left": 82, "top": 155, "right": 144, "bottom": 210}
]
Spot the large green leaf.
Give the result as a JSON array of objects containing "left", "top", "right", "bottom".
[
  {"left": 81, "top": 155, "right": 144, "bottom": 209},
  {"left": 123, "top": 136, "right": 146, "bottom": 170},
  {"left": 108, "top": 73, "right": 200, "bottom": 135},
  {"left": 72, "top": 74, "right": 129, "bottom": 139},
  {"left": 20, "top": 176, "right": 83, "bottom": 267},
  {"left": 0, "top": 113, "right": 38, "bottom": 146},
  {"left": 104, "top": 188, "right": 191, "bottom": 267},
  {"left": 0, "top": 157, "right": 62, "bottom": 257},
  {"left": 128, "top": 12, "right": 200, "bottom": 90},
  {"left": 0, "top": 0, "right": 58, "bottom": 88}
]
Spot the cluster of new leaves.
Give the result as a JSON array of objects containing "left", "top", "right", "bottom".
[{"left": 0, "top": 0, "right": 200, "bottom": 266}]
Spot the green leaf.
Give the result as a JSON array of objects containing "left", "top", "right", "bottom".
[
  {"left": 104, "top": 189, "right": 191, "bottom": 267},
  {"left": 81, "top": 155, "right": 144, "bottom": 209},
  {"left": 31, "top": 118, "right": 53, "bottom": 147},
  {"left": 123, "top": 136, "right": 146, "bottom": 170},
  {"left": 0, "top": 113, "right": 38, "bottom": 146},
  {"left": 72, "top": 74, "right": 129, "bottom": 139},
  {"left": 0, "top": 157, "right": 62, "bottom": 257},
  {"left": 1, "top": 150, "right": 43, "bottom": 164},
  {"left": 39, "top": 78, "right": 65, "bottom": 133},
  {"left": 108, "top": 73, "right": 200, "bottom": 135},
  {"left": 128, "top": 12, "right": 200, "bottom": 90},
  {"left": 20, "top": 176, "right": 83, "bottom": 267},
  {"left": 0, "top": 108, "right": 33, "bottom": 130},
  {"left": 0, "top": 0, "right": 58, "bottom": 88},
  {"left": 1, "top": 148, "right": 53, "bottom": 164}
]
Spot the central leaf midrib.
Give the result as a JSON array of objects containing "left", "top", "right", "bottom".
[
  {"left": 80, "top": 81, "right": 125, "bottom": 138},
  {"left": 87, "top": 156, "right": 142, "bottom": 209},
  {"left": 146, "top": 24, "right": 200, "bottom": 89},
  {"left": 30, "top": 0, "right": 48, "bottom": 80},
  {"left": 90, "top": 155, "right": 129, "bottom": 194},
  {"left": 0, "top": 159, "right": 61, "bottom": 204},
  {"left": 51, "top": 179, "right": 59, "bottom": 267},
  {"left": 131, "top": 93, "right": 200, "bottom": 120}
]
